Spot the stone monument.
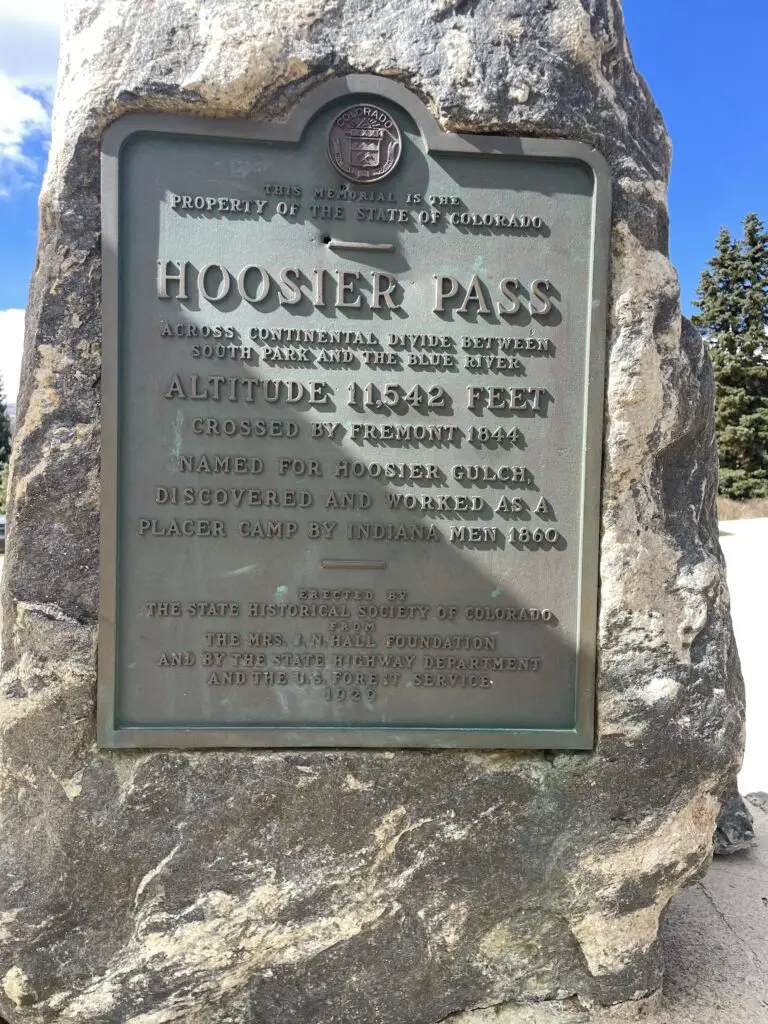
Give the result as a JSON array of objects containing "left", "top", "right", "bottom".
[{"left": 0, "top": 2, "right": 744, "bottom": 1022}]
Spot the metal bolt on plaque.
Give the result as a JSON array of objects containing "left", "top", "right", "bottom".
[{"left": 327, "top": 103, "right": 403, "bottom": 183}]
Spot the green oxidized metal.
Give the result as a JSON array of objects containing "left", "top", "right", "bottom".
[{"left": 98, "top": 75, "right": 610, "bottom": 749}]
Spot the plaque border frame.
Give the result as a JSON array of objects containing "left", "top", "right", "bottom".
[{"left": 98, "top": 74, "right": 611, "bottom": 750}]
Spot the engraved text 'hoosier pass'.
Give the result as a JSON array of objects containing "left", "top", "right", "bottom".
[{"left": 98, "top": 77, "right": 610, "bottom": 747}]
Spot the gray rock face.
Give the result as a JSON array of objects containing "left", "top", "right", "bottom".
[
  {"left": 0, "top": 1, "right": 744, "bottom": 1022},
  {"left": 714, "top": 782, "right": 756, "bottom": 855}
]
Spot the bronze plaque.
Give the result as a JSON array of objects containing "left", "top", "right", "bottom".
[{"left": 99, "top": 75, "right": 610, "bottom": 748}]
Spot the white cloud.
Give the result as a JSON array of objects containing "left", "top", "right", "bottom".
[
  {"left": 0, "top": 76, "right": 50, "bottom": 168},
  {"left": 0, "top": 3, "right": 63, "bottom": 193},
  {"left": 0, "top": 4, "right": 63, "bottom": 86},
  {"left": 0, "top": 308, "right": 25, "bottom": 405},
  {"left": 0, "top": 1, "right": 63, "bottom": 21}
]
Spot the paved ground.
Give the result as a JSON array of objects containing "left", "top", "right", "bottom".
[{"left": 655, "top": 795, "right": 768, "bottom": 1023}]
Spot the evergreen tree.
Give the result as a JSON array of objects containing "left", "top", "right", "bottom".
[
  {"left": 692, "top": 213, "right": 768, "bottom": 499},
  {"left": 0, "top": 373, "right": 10, "bottom": 468}
]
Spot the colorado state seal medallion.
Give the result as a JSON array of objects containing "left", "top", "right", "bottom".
[{"left": 327, "top": 104, "right": 403, "bottom": 184}]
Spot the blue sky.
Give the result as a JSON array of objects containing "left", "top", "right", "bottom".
[
  {"left": 0, "top": 1, "right": 765, "bottom": 403},
  {"left": 622, "top": 0, "right": 768, "bottom": 315}
]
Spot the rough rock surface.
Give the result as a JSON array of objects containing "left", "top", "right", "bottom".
[
  {"left": 713, "top": 782, "right": 756, "bottom": 855},
  {"left": 0, "top": 1, "right": 744, "bottom": 1022}
]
